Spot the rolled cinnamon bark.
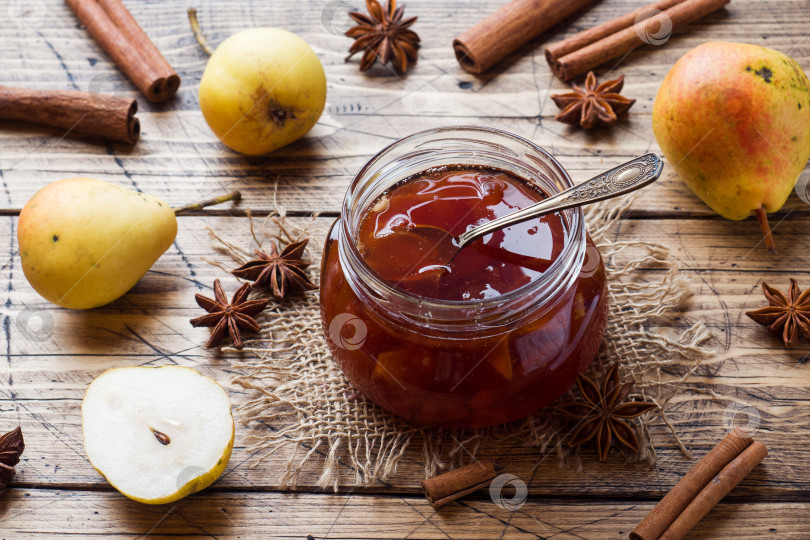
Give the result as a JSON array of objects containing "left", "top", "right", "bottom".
[
  {"left": 65, "top": 0, "right": 180, "bottom": 102},
  {"left": 0, "top": 86, "right": 139, "bottom": 144},
  {"left": 421, "top": 460, "right": 503, "bottom": 508},
  {"left": 544, "top": 0, "right": 685, "bottom": 66},
  {"left": 453, "top": 0, "right": 597, "bottom": 74},
  {"left": 660, "top": 441, "right": 768, "bottom": 540},
  {"left": 549, "top": 0, "right": 730, "bottom": 80},
  {"left": 630, "top": 429, "right": 755, "bottom": 540}
]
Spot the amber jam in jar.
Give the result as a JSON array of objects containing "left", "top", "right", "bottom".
[
  {"left": 320, "top": 127, "right": 608, "bottom": 428},
  {"left": 357, "top": 165, "right": 567, "bottom": 301}
]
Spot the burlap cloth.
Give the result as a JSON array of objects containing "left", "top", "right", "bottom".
[{"left": 209, "top": 197, "right": 712, "bottom": 490}]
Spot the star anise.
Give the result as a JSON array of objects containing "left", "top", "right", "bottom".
[
  {"left": 345, "top": 0, "right": 420, "bottom": 73},
  {"left": 0, "top": 426, "right": 24, "bottom": 494},
  {"left": 746, "top": 279, "right": 810, "bottom": 349},
  {"left": 231, "top": 239, "right": 317, "bottom": 299},
  {"left": 557, "top": 363, "right": 657, "bottom": 462},
  {"left": 551, "top": 71, "right": 636, "bottom": 129},
  {"left": 190, "top": 279, "right": 268, "bottom": 349}
]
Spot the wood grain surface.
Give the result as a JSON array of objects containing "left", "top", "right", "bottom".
[{"left": 2, "top": 0, "right": 810, "bottom": 537}]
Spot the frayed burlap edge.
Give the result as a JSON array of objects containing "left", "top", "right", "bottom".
[{"left": 211, "top": 197, "right": 712, "bottom": 490}]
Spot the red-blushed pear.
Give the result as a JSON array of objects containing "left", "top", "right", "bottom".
[{"left": 653, "top": 41, "right": 810, "bottom": 251}]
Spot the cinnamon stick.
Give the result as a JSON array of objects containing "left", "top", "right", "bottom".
[
  {"left": 630, "top": 429, "right": 761, "bottom": 540},
  {"left": 660, "top": 441, "right": 768, "bottom": 540},
  {"left": 421, "top": 460, "right": 503, "bottom": 508},
  {"left": 65, "top": 0, "right": 180, "bottom": 102},
  {"left": 0, "top": 86, "right": 139, "bottom": 144},
  {"left": 545, "top": 0, "right": 685, "bottom": 66},
  {"left": 453, "top": 0, "right": 597, "bottom": 74},
  {"left": 548, "top": 0, "right": 730, "bottom": 81}
]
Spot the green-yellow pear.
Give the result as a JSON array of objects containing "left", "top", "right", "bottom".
[
  {"left": 199, "top": 28, "right": 327, "bottom": 156},
  {"left": 18, "top": 178, "right": 177, "bottom": 309},
  {"left": 653, "top": 41, "right": 810, "bottom": 250}
]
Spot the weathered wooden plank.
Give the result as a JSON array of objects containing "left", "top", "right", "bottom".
[
  {"left": 6, "top": 214, "right": 810, "bottom": 357},
  {"left": 2, "top": 214, "right": 809, "bottom": 497},
  {"left": 0, "top": 0, "right": 807, "bottom": 213},
  {"left": 1, "top": 489, "right": 808, "bottom": 539},
  {"left": 1, "top": 385, "right": 800, "bottom": 498}
]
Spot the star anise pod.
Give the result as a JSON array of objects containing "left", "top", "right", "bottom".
[
  {"left": 557, "top": 363, "right": 657, "bottom": 461},
  {"left": 190, "top": 279, "right": 268, "bottom": 349},
  {"left": 0, "top": 426, "right": 24, "bottom": 494},
  {"left": 231, "top": 239, "right": 317, "bottom": 299},
  {"left": 551, "top": 71, "right": 636, "bottom": 129},
  {"left": 345, "top": 0, "right": 420, "bottom": 73},
  {"left": 746, "top": 279, "right": 810, "bottom": 349}
]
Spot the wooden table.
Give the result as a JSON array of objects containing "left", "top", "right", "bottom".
[{"left": 2, "top": 0, "right": 810, "bottom": 537}]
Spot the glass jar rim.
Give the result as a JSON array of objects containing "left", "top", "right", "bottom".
[{"left": 338, "top": 126, "right": 586, "bottom": 328}]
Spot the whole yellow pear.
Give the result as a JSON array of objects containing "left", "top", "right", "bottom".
[
  {"left": 198, "top": 28, "right": 327, "bottom": 156},
  {"left": 653, "top": 42, "right": 810, "bottom": 227},
  {"left": 18, "top": 178, "right": 177, "bottom": 309}
]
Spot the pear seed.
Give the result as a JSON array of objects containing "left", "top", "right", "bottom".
[{"left": 151, "top": 428, "right": 171, "bottom": 445}]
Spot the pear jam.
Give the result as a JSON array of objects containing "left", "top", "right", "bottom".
[
  {"left": 356, "top": 165, "right": 567, "bottom": 300},
  {"left": 321, "top": 162, "right": 609, "bottom": 428}
]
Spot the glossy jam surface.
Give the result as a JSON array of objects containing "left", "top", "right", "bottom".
[
  {"left": 357, "top": 166, "right": 567, "bottom": 300},
  {"left": 321, "top": 166, "right": 609, "bottom": 428}
]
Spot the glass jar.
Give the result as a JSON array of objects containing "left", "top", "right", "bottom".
[{"left": 320, "top": 126, "right": 608, "bottom": 428}]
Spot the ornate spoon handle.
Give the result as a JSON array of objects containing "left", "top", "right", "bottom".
[{"left": 456, "top": 153, "right": 664, "bottom": 248}]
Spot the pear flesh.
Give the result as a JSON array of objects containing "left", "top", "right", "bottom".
[
  {"left": 653, "top": 41, "right": 810, "bottom": 235},
  {"left": 17, "top": 177, "right": 177, "bottom": 309},
  {"left": 81, "top": 366, "right": 235, "bottom": 504}
]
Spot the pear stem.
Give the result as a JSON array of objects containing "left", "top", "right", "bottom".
[
  {"left": 173, "top": 191, "right": 241, "bottom": 215},
  {"left": 187, "top": 8, "right": 214, "bottom": 56},
  {"left": 755, "top": 207, "right": 776, "bottom": 253}
]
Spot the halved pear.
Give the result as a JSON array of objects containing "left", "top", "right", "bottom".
[{"left": 81, "top": 366, "right": 234, "bottom": 504}]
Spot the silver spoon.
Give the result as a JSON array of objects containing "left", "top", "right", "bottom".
[{"left": 404, "top": 153, "right": 664, "bottom": 267}]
